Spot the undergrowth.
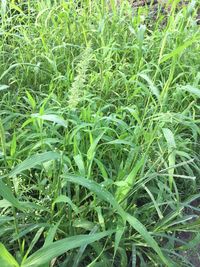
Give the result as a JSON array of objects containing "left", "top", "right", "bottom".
[{"left": 0, "top": 0, "right": 200, "bottom": 266}]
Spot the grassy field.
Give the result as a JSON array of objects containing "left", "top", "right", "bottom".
[{"left": 0, "top": 0, "right": 200, "bottom": 266}]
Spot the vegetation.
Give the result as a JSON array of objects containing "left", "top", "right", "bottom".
[{"left": 0, "top": 0, "right": 200, "bottom": 266}]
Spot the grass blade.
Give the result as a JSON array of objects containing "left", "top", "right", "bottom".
[
  {"left": 0, "top": 180, "right": 23, "bottom": 210},
  {"left": 0, "top": 85, "right": 9, "bottom": 91},
  {"left": 31, "top": 114, "right": 68, "bottom": 128},
  {"left": 0, "top": 243, "right": 19, "bottom": 267},
  {"left": 160, "top": 37, "right": 198, "bottom": 63},
  {"left": 63, "top": 174, "right": 170, "bottom": 266},
  {"left": 180, "top": 85, "right": 200, "bottom": 98},
  {"left": 21, "top": 231, "right": 112, "bottom": 267},
  {"left": 138, "top": 73, "right": 160, "bottom": 99},
  {"left": 9, "top": 152, "right": 60, "bottom": 177},
  {"left": 162, "top": 128, "right": 176, "bottom": 189}
]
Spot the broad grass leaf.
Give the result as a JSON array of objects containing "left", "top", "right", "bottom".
[
  {"left": 21, "top": 202, "right": 48, "bottom": 211},
  {"left": 63, "top": 174, "right": 170, "bottom": 266},
  {"left": 1, "top": 0, "right": 7, "bottom": 21},
  {"left": 160, "top": 37, "right": 197, "bottom": 63},
  {"left": 162, "top": 128, "right": 176, "bottom": 149},
  {"left": 124, "top": 213, "right": 171, "bottom": 266},
  {"left": 138, "top": 73, "right": 160, "bottom": 99},
  {"left": 21, "top": 231, "right": 112, "bottom": 267},
  {"left": 73, "top": 219, "right": 95, "bottom": 230},
  {"left": 74, "top": 154, "right": 85, "bottom": 176},
  {"left": 137, "top": 24, "right": 146, "bottom": 45},
  {"left": 106, "top": 139, "right": 134, "bottom": 146},
  {"left": 12, "top": 223, "right": 48, "bottom": 242},
  {"left": 115, "top": 157, "right": 145, "bottom": 202},
  {"left": 9, "top": 152, "right": 60, "bottom": 177},
  {"left": 72, "top": 226, "right": 98, "bottom": 267},
  {"left": 0, "top": 243, "right": 19, "bottom": 267},
  {"left": 87, "top": 131, "right": 105, "bottom": 161},
  {"left": 0, "top": 180, "right": 23, "bottom": 210},
  {"left": 24, "top": 228, "right": 45, "bottom": 260},
  {"left": 10, "top": 3, "right": 24, "bottom": 15},
  {"left": 63, "top": 174, "right": 124, "bottom": 214},
  {"left": 26, "top": 91, "right": 36, "bottom": 110},
  {"left": 0, "top": 199, "right": 11, "bottom": 208},
  {"left": 0, "top": 216, "right": 14, "bottom": 224},
  {"left": 0, "top": 85, "right": 9, "bottom": 91},
  {"left": 0, "top": 152, "right": 59, "bottom": 211},
  {"left": 162, "top": 128, "right": 176, "bottom": 189},
  {"left": 114, "top": 226, "right": 125, "bottom": 256},
  {"left": 43, "top": 219, "right": 63, "bottom": 247},
  {"left": 31, "top": 114, "right": 68, "bottom": 128},
  {"left": 165, "top": 215, "right": 198, "bottom": 229},
  {"left": 94, "top": 159, "right": 108, "bottom": 180},
  {"left": 180, "top": 85, "right": 200, "bottom": 98}
]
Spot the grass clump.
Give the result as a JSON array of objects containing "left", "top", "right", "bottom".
[{"left": 0, "top": 0, "right": 200, "bottom": 266}]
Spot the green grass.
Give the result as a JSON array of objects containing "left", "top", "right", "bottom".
[{"left": 0, "top": 0, "right": 200, "bottom": 266}]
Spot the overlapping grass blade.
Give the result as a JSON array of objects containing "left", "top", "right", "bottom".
[
  {"left": 63, "top": 174, "right": 170, "bottom": 266},
  {"left": 9, "top": 152, "right": 61, "bottom": 177},
  {"left": 0, "top": 243, "right": 19, "bottom": 267},
  {"left": 21, "top": 231, "right": 113, "bottom": 267}
]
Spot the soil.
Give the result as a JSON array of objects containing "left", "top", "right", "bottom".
[
  {"left": 130, "top": 0, "right": 200, "bottom": 24},
  {"left": 177, "top": 198, "right": 200, "bottom": 266}
]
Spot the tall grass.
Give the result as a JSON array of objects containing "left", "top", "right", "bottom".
[{"left": 0, "top": 0, "right": 200, "bottom": 266}]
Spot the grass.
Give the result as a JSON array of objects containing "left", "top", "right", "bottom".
[{"left": 0, "top": 0, "right": 200, "bottom": 266}]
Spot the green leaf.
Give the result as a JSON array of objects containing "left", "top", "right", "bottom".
[
  {"left": 114, "top": 226, "right": 125, "bottom": 256},
  {"left": 0, "top": 199, "right": 12, "bottom": 208},
  {"left": 125, "top": 213, "right": 170, "bottom": 266},
  {"left": 72, "top": 226, "right": 98, "bottom": 267},
  {"left": 160, "top": 37, "right": 197, "bottom": 63},
  {"left": 53, "top": 195, "right": 79, "bottom": 214},
  {"left": 87, "top": 131, "right": 105, "bottom": 161},
  {"left": 138, "top": 73, "right": 160, "bottom": 99},
  {"left": 115, "top": 157, "right": 145, "bottom": 202},
  {"left": 10, "top": 3, "right": 24, "bottom": 15},
  {"left": 73, "top": 219, "right": 95, "bottom": 230},
  {"left": 180, "top": 85, "right": 200, "bottom": 98},
  {"left": 0, "top": 180, "right": 23, "bottom": 210},
  {"left": 63, "top": 174, "right": 124, "bottom": 214},
  {"left": 0, "top": 243, "right": 19, "bottom": 267},
  {"left": 0, "top": 85, "right": 9, "bottom": 91},
  {"left": 94, "top": 159, "right": 108, "bottom": 180},
  {"left": 132, "top": 244, "right": 137, "bottom": 267},
  {"left": 11, "top": 224, "right": 48, "bottom": 242},
  {"left": 0, "top": 216, "right": 14, "bottom": 224},
  {"left": 43, "top": 219, "right": 62, "bottom": 247},
  {"left": 162, "top": 128, "right": 176, "bottom": 189},
  {"left": 74, "top": 154, "right": 85, "bottom": 176},
  {"left": 24, "top": 227, "right": 45, "bottom": 260},
  {"left": 0, "top": 118, "right": 6, "bottom": 157},
  {"left": 143, "top": 184, "right": 163, "bottom": 220},
  {"left": 9, "top": 152, "right": 60, "bottom": 177},
  {"left": 21, "top": 231, "right": 112, "bottom": 267},
  {"left": 31, "top": 114, "right": 68, "bottom": 128},
  {"left": 1, "top": 0, "right": 7, "bottom": 22},
  {"left": 26, "top": 91, "right": 36, "bottom": 110},
  {"left": 63, "top": 174, "right": 170, "bottom": 266},
  {"left": 10, "top": 132, "right": 16, "bottom": 157},
  {"left": 162, "top": 128, "right": 176, "bottom": 149}
]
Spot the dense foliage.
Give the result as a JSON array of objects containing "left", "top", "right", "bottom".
[{"left": 0, "top": 0, "right": 200, "bottom": 266}]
